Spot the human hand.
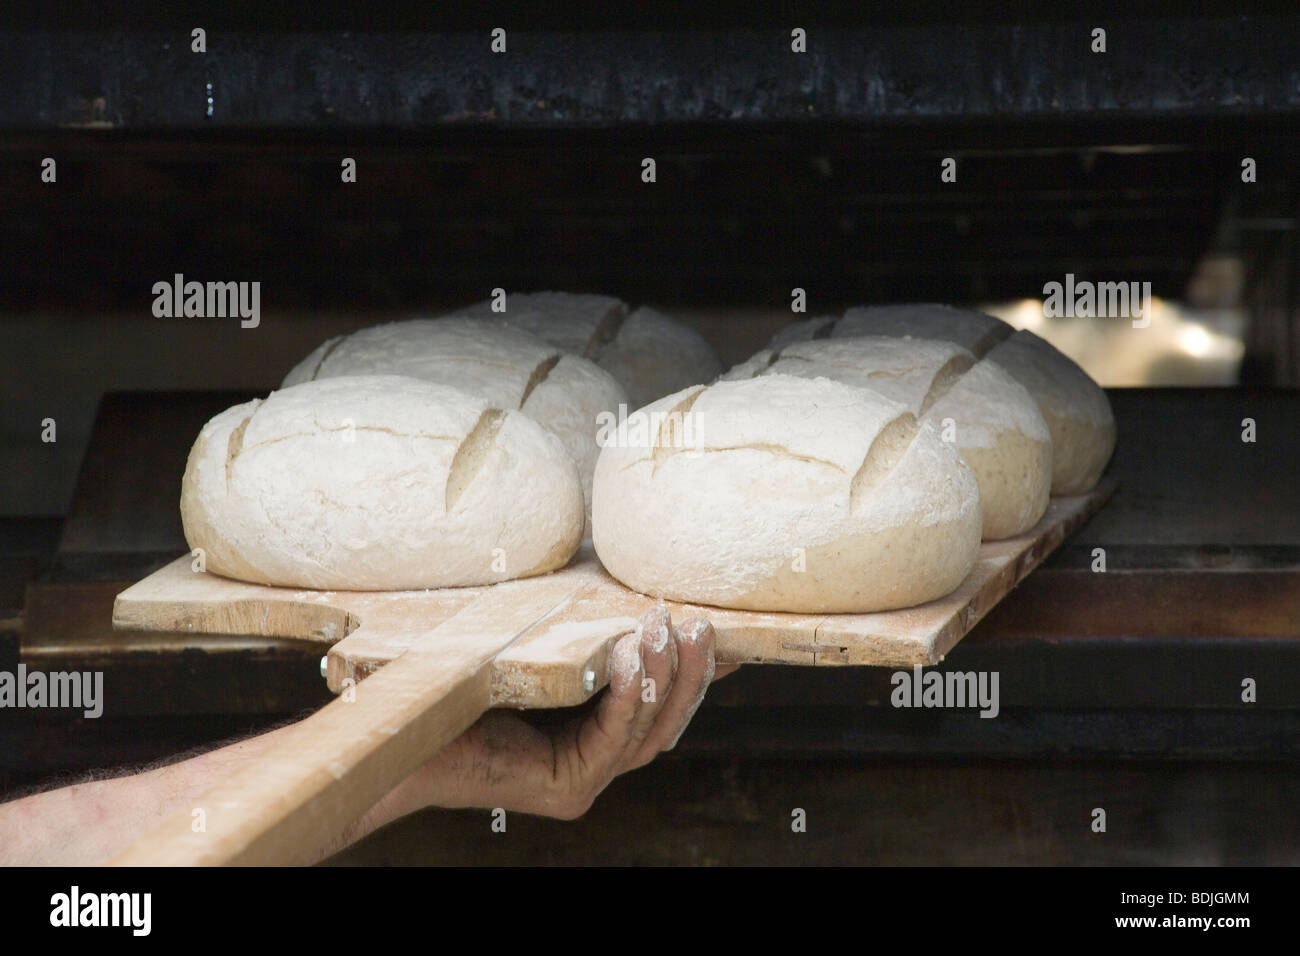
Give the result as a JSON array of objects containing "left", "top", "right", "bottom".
[{"left": 383, "top": 604, "right": 737, "bottom": 822}]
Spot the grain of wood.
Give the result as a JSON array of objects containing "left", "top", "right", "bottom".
[{"left": 109, "top": 574, "right": 585, "bottom": 866}]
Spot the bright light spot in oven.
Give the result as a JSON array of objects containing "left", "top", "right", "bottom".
[
  {"left": 1178, "top": 324, "right": 1215, "bottom": 358},
  {"left": 981, "top": 297, "right": 1246, "bottom": 386},
  {"left": 1007, "top": 298, "right": 1046, "bottom": 330}
]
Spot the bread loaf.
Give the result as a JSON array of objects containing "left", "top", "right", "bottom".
[
  {"left": 984, "top": 330, "right": 1117, "bottom": 495},
  {"left": 181, "top": 376, "right": 584, "bottom": 590},
  {"left": 453, "top": 292, "right": 723, "bottom": 407},
  {"left": 724, "top": 336, "right": 1052, "bottom": 539},
  {"left": 839, "top": 304, "right": 1014, "bottom": 357},
  {"left": 592, "top": 374, "right": 982, "bottom": 613},
  {"left": 767, "top": 304, "right": 1115, "bottom": 494},
  {"left": 282, "top": 317, "right": 625, "bottom": 532}
]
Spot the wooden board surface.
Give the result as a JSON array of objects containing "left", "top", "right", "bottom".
[
  {"left": 113, "top": 480, "right": 1114, "bottom": 709},
  {"left": 111, "top": 575, "right": 585, "bottom": 866}
]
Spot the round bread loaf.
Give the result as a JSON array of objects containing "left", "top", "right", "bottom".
[
  {"left": 838, "top": 304, "right": 1014, "bottom": 357},
  {"left": 767, "top": 305, "right": 1011, "bottom": 356},
  {"left": 767, "top": 304, "right": 1115, "bottom": 494},
  {"left": 281, "top": 317, "right": 625, "bottom": 533},
  {"left": 453, "top": 291, "right": 723, "bottom": 407},
  {"left": 767, "top": 315, "right": 837, "bottom": 350},
  {"left": 724, "top": 337, "right": 1052, "bottom": 540},
  {"left": 985, "top": 330, "right": 1117, "bottom": 495},
  {"left": 455, "top": 291, "right": 622, "bottom": 356},
  {"left": 598, "top": 306, "right": 725, "bottom": 409},
  {"left": 181, "top": 375, "right": 584, "bottom": 590},
  {"left": 592, "top": 374, "right": 982, "bottom": 613}
]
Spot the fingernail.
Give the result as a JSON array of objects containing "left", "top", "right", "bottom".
[
  {"left": 678, "top": 618, "right": 713, "bottom": 648},
  {"left": 635, "top": 604, "right": 671, "bottom": 654},
  {"left": 638, "top": 603, "right": 670, "bottom": 631},
  {"left": 644, "top": 618, "right": 671, "bottom": 655}
]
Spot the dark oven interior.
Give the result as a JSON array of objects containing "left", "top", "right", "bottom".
[{"left": 3, "top": 2, "right": 1299, "bottom": 866}]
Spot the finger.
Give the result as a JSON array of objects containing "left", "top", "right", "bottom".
[
  {"left": 540, "top": 607, "right": 710, "bottom": 817},
  {"left": 626, "top": 615, "right": 718, "bottom": 767},
  {"left": 568, "top": 630, "right": 645, "bottom": 786},
  {"left": 566, "top": 604, "right": 675, "bottom": 782},
  {"left": 616, "top": 604, "right": 679, "bottom": 769}
]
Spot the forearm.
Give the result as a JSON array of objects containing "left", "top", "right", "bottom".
[
  {"left": 308, "top": 775, "right": 432, "bottom": 864},
  {"left": 0, "top": 607, "right": 726, "bottom": 865},
  {"left": 0, "top": 725, "right": 294, "bottom": 866}
]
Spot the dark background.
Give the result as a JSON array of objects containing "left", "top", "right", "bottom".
[{"left": 2, "top": 1, "right": 1299, "bottom": 864}]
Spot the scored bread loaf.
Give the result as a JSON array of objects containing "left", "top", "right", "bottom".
[
  {"left": 455, "top": 291, "right": 620, "bottom": 357},
  {"left": 838, "top": 304, "right": 1015, "bottom": 357},
  {"left": 181, "top": 375, "right": 584, "bottom": 590},
  {"left": 592, "top": 374, "right": 982, "bottom": 613},
  {"left": 452, "top": 291, "right": 723, "bottom": 408},
  {"left": 983, "top": 330, "right": 1116, "bottom": 495},
  {"left": 723, "top": 336, "right": 1052, "bottom": 540},
  {"left": 768, "top": 304, "right": 1011, "bottom": 357},
  {"left": 767, "top": 304, "right": 1115, "bottom": 495},
  {"left": 281, "top": 317, "right": 625, "bottom": 533}
]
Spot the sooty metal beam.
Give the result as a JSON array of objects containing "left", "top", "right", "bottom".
[{"left": 0, "top": 15, "right": 1298, "bottom": 129}]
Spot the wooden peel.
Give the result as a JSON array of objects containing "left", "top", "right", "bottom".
[
  {"left": 108, "top": 574, "right": 586, "bottom": 866},
  {"left": 108, "top": 480, "right": 1113, "bottom": 864}
]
